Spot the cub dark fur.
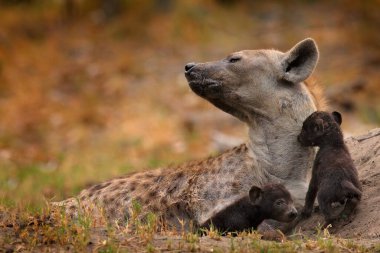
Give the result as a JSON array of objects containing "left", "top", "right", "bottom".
[
  {"left": 200, "top": 184, "right": 297, "bottom": 233},
  {"left": 298, "top": 111, "right": 362, "bottom": 225}
]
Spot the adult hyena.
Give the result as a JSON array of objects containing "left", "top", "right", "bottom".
[{"left": 53, "top": 38, "right": 325, "bottom": 228}]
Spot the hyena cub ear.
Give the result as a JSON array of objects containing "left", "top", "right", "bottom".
[
  {"left": 332, "top": 111, "right": 342, "bottom": 125},
  {"left": 281, "top": 38, "right": 319, "bottom": 84},
  {"left": 249, "top": 186, "right": 263, "bottom": 205}
]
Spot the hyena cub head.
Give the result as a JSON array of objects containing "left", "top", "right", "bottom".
[
  {"left": 250, "top": 184, "right": 297, "bottom": 222},
  {"left": 185, "top": 38, "right": 319, "bottom": 123},
  {"left": 297, "top": 111, "right": 343, "bottom": 147}
]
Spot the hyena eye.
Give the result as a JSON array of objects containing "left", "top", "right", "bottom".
[
  {"left": 275, "top": 199, "right": 285, "bottom": 206},
  {"left": 228, "top": 56, "right": 241, "bottom": 63}
]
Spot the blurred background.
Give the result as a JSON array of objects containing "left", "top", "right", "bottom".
[{"left": 0, "top": 0, "right": 379, "bottom": 210}]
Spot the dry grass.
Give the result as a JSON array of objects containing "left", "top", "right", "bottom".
[{"left": 0, "top": 204, "right": 377, "bottom": 252}]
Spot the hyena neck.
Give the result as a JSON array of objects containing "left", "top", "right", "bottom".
[
  {"left": 247, "top": 88, "right": 317, "bottom": 182},
  {"left": 247, "top": 123, "right": 313, "bottom": 181}
]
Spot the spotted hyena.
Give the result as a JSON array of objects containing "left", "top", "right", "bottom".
[
  {"left": 53, "top": 38, "right": 325, "bottom": 229},
  {"left": 298, "top": 111, "right": 362, "bottom": 226},
  {"left": 201, "top": 184, "right": 297, "bottom": 233}
]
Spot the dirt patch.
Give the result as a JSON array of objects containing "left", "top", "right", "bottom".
[{"left": 296, "top": 128, "right": 380, "bottom": 246}]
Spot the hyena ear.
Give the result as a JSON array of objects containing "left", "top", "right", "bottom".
[
  {"left": 249, "top": 186, "right": 263, "bottom": 205},
  {"left": 332, "top": 111, "right": 342, "bottom": 125},
  {"left": 281, "top": 38, "right": 319, "bottom": 84}
]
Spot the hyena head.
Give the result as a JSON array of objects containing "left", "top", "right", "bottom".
[
  {"left": 184, "top": 38, "right": 319, "bottom": 123},
  {"left": 297, "top": 111, "right": 343, "bottom": 147},
  {"left": 250, "top": 184, "right": 298, "bottom": 222}
]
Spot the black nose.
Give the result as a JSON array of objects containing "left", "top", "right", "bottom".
[
  {"left": 289, "top": 210, "right": 298, "bottom": 219},
  {"left": 185, "top": 62, "right": 196, "bottom": 72}
]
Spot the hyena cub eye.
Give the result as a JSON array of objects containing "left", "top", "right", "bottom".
[{"left": 275, "top": 199, "right": 286, "bottom": 207}]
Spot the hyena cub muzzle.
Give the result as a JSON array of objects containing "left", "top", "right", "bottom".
[
  {"left": 298, "top": 111, "right": 362, "bottom": 225},
  {"left": 200, "top": 184, "right": 297, "bottom": 233}
]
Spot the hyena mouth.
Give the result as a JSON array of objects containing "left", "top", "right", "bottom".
[
  {"left": 188, "top": 80, "right": 222, "bottom": 98},
  {"left": 185, "top": 68, "right": 223, "bottom": 98}
]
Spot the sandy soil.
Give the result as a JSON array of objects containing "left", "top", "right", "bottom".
[{"left": 295, "top": 128, "right": 380, "bottom": 246}]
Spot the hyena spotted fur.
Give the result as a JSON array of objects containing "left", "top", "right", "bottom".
[{"left": 53, "top": 38, "right": 326, "bottom": 229}]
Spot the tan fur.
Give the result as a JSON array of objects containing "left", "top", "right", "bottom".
[
  {"left": 53, "top": 38, "right": 325, "bottom": 229},
  {"left": 305, "top": 78, "right": 328, "bottom": 111}
]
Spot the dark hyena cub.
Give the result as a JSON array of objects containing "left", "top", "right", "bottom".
[
  {"left": 200, "top": 184, "right": 297, "bottom": 233},
  {"left": 298, "top": 111, "right": 362, "bottom": 225}
]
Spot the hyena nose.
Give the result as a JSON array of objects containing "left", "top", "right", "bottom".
[
  {"left": 185, "top": 62, "right": 196, "bottom": 72},
  {"left": 289, "top": 209, "right": 298, "bottom": 219}
]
